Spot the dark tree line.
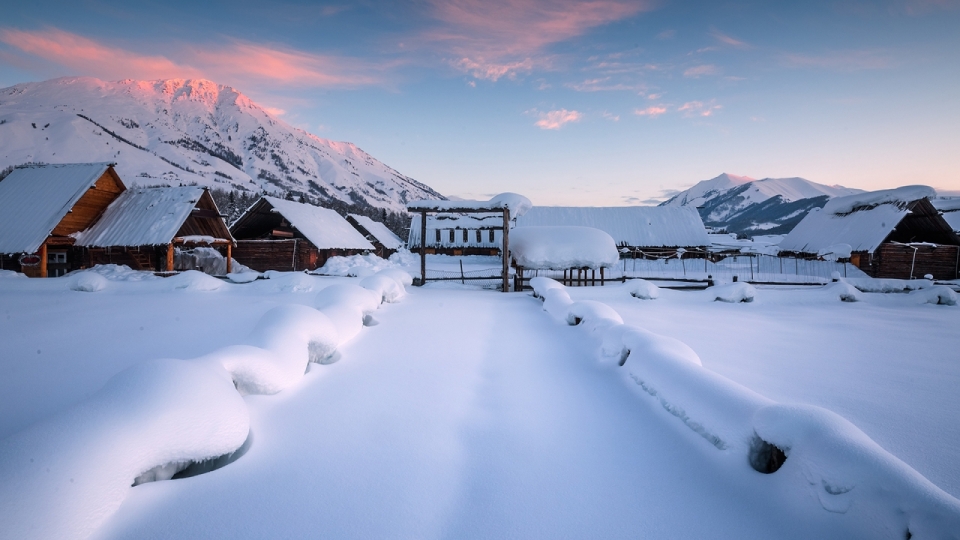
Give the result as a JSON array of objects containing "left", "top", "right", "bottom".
[{"left": 209, "top": 187, "right": 410, "bottom": 240}]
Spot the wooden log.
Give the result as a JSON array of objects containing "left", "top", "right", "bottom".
[
  {"left": 420, "top": 211, "right": 427, "bottom": 286},
  {"left": 39, "top": 242, "right": 48, "bottom": 278},
  {"left": 502, "top": 208, "right": 510, "bottom": 292},
  {"left": 226, "top": 243, "right": 232, "bottom": 274},
  {"left": 166, "top": 243, "right": 174, "bottom": 272}
]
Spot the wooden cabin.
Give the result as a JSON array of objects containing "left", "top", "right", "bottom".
[
  {"left": 407, "top": 213, "right": 506, "bottom": 256},
  {"left": 778, "top": 186, "right": 960, "bottom": 280},
  {"left": 0, "top": 163, "right": 124, "bottom": 277},
  {"left": 347, "top": 214, "right": 404, "bottom": 258},
  {"left": 230, "top": 197, "right": 375, "bottom": 272},
  {"left": 515, "top": 206, "right": 711, "bottom": 259},
  {"left": 74, "top": 186, "right": 235, "bottom": 273}
]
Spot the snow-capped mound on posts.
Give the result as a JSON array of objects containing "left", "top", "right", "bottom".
[
  {"left": 511, "top": 226, "right": 619, "bottom": 269},
  {"left": 527, "top": 277, "right": 960, "bottom": 536},
  {"left": 0, "top": 359, "right": 249, "bottom": 540}
]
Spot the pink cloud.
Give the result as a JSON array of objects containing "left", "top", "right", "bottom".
[
  {"left": 0, "top": 27, "right": 382, "bottom": 89},
  {"left": 424, "top": 0, "right": 656, "bottom": 80},
  {"left": 683, "top": 64, "right": 720, "bottom": 78},
  {"left": 709, "top": 29, "right": 749, "bottom": 48},
  {"left": 634, "top": 105, "right": 667, "bottom": 117},
  {"left": 534, "top": 108, "right": 582, "bottom": 129},
  {"left": 678, "top": 100, "right": 722, "bottom": 117}
]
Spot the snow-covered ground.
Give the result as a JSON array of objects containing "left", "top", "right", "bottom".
[{"left": 1, "top": 266, "right": 959, "bottom": 538}]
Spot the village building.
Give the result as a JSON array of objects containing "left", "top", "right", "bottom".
[
  {"left": 778, "top": 186, "right": 960, "bottom": 280},
  {"left": 347, "top": 214, "right": 404, "bottom": 258},
  {"left": 230, "top": 196, "right": 374, "bottom": 272},
  {"left": 0, "top": 163, "right": 125, "bottom": 277},
  {"left": 406, "top": 213, "right": 506, "bottom": 256},
  {"left": 515, "top": 206, "right": 711, "bottom": 259},
  {"left": 932, "top": 198, "right": 960, "bottom": 235},
  {"left": 73, "top": 186, "right": 234, "bottom": 273}
]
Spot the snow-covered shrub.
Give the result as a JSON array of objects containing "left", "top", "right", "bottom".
[
  {"left": 166, "top": 270, "right": 224, "bottom": 291},
  {"left": 820, "top": 281, "right": 863, "bottom": 302},
  {"left": 0, "top": 359, "right": 249, "bottom": 540},
  {"left": 69, "top": 270, "right": 108, "bottom": 292},
  {"left": 712, "top": 282, "right": 756, "bottom": 303},
  {"left": 909, "top": 285, "right": 957, "bottom": 306},
  {"left": 628, "top": 279, "right": 660, "bottom": 300}
]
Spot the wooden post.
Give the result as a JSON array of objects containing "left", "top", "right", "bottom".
[
  {"left": 226, "top": 243, "right": 232, "bottom": 274},
  {"left": 39, "top": 242, "right": 48, "bottom": 278},
  {"left": 502, "top": 208, "right": 510, "bottom": 292},
  {"left": 420, "top": 211, "right": 427, "bottom": 286},
  {"left": 166, "top": 243, "right": 174, "bottom": 272},
  {"left": 600, "top": 267, "right": 604, "bottom": 286}
]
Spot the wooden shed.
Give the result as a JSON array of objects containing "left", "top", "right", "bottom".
[
  {"left": 230, "top": 196, "right": 375, "bottom": 272},
  {"left": 778, "top": 186, "right": 960, "bottom": 280},
  {"left": 73, "top": 186, "right": 235, "bottom": 273},
  {"left": 347, "top": 214, "right": 404, "bottom": 258},
  {"left": 0, "top": 163, "right": 124, "bottom": 277}
]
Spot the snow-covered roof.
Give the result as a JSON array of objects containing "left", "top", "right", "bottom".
[
  {"left": 511, "top": 226, "right": 620, "bottom": 270},
  {"left": 778, "top": 186, "right": 939, "bottom": 254},
  {"left": 74, "top": 186, "right": 222, "bottom": 247},
  {"left": 933, "top": 198, "right": 960, "bottom": 233},
  {"left": 0, "top": 163, "right": 115, "bottom": 254},
  {"left": 407, "top": 192, "right": 532, "bottom": 217},
  {"left": 260, "top": 197, "right": 375, "bottom": 250},
  {"left": 348, "top": 214, "right": 403, "bottom": 250},
  {"left": 516, "top": 206, "right": 710, "bottom": 248}
]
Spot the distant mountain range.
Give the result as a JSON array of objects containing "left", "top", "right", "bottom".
[
  {"left": 0, "top": 77, "right": 444, "bottom": 213},
  {"left": 660, "top": 173, "right": 864, "bottom": 236}
]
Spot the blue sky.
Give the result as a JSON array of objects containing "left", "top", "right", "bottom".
[{"left": 1, "top": 0, "right": 958, "bottom": 204}]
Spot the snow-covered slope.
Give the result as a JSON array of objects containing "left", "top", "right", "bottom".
[
  {"left": 0, "top": 77, "right": 443, "bottom": 213},
  {"left": 661, "top": 173, "right": 863, "bottom": 236}
]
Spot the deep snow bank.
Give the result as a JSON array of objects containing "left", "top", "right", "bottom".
[
  {"left": 528, "top": 278, "right": 960, "bottom": 537},
  {"left": 0, "top": 268, "right": 413, "bottom": 540}
]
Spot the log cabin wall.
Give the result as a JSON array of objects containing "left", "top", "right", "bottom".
[
  {"left": 50, "top": 169, "right": 124, "bottom": 238},
  {"left": 84, "top": 246, "right": 163, "bottom": 272},
  {"left": 233, "top": 240, "right": 368, "bottom": 272},
  {"left": 873, "top": 243, "right": 959, "bottom": 280}
]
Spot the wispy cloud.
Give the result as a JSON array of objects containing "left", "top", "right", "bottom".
[
  {"left": 781, "top": 49, "right": 894, "bottom": 71},
  {"left": 678, "top": 100, "right": 721, "bottom": 117},
  {"left": 532, "top": 108, "right": 582, "bottom": 129},
  {"left": 709, "top": 29, "right": 749, "bottom": 48},
  {"left": 656, "top": 29, "right": 676, "bottom": 40},
  {"left": 424, "top": 0, "right": 656, "bottom": 81},
  {"left": 634, "top": 105, "right": 667, "bottom": 117},
  {"left": 683, "top": 64, "right": 720, "bottom": 78},
  {"left": 0, "top": 27, "right": 383, "bottom": 89},
  {"left": 602, "top": 111, "right": 620, "bottom": 121},
  {"left": 567, "top": 77, "right": 645, "bottom": 92}
]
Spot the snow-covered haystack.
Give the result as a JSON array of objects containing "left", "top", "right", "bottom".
[
  {"left": 0, "top": 268, "right": 413, "bottom": 539},
  {"left": 68, "top": 270, "right": 108, "bottom": 292},
  {"left": 0, "top": 359, "right": 249, "bottom": 540},
  {"left": 511, "top": 226, "right": 619, "bottom": 270},
  {"left": 712, "top": 282, "right": 756, "bottom": 303},
  {"left": 528, "top": 277, "right": 960, "bottom": 536},
  {"left": 628, "top": 279, "right": 660, "bottom": 300},
  {"left": 909, "top": 285, "right": 957, "bottom": 306}
]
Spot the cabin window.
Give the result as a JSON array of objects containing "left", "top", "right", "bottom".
[
  {"left": 489, "top": 230, "right": 495, "bottom": 243},
  {"left": 463, "top": 229, "right": 468, "bottom": 243},
  {"left": 476, "top": 230, "right": 482, "bottom": 243},
  {"left": 48, "top": 252, "right": 67, "bottom": 264},
  {"left": 449, "top": 229, "right": 455, "bottom": 243},
  {"left": 435, "top": 229, "right": 441, "bottom": 244}
]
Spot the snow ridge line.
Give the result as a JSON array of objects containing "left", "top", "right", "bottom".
[
  {"left": 0, "top": 269, "right": 413, "bottom": 540},
  {"left": 528, "top": 277, "right": 960, "bottom": 538}
]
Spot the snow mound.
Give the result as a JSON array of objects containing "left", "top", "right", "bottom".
[
  {"left": 511, "top": 226, "right": 620, "bottom": 270},
  {"left": 69, "top": 270, "right": 108, "bottom": 292},
  {"left": 846, "top": 277, "right": 932, "bottom": 293},
  {"left": 628, "top": 279, "right": 660, "bottom": 300},
  {"left": 360, "top": 272, "right": 406, "bottom": 303},
  {"left": 316, "top": 253, "right": 396, "bottom": 277},
  {"left": 376, "top": 268, "right": 414, "bottom": 287},
  {"left": 0, "top": 359, "right": 249, "bottom": 540},
  {"left": 565, "top": 301, "right": 624, "bottom": 334},
  {"left": 84, "top": 264, "right": 159, "bottom": 282},
  {"left": 227, "top": 271, "right": 261, "bottom": 283},
  {"left": 820, "top": 281, "right": 863, "bottom": 302},
  {"left": 0, "top": 269, "right": 26, "bottom": 279},
  {"left": 909, "top": 285, "right": 957, "bottom": 306},
  {"left": 314, "top": 285, "right": 380, "bottom": 346},
  {"left": 265, "top": 271, "right": 316, "bottom": 293},
  {"left": 712, "top": 282, "right": 756, "bottom": 303},
  {"left": 166, "top": 270, "right": 224, "bottom": 291}
]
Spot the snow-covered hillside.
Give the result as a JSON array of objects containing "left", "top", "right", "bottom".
[
  {"left": 661, "top": 173, "right": 863, "bottom": 236},
  {"left": 0, "top": 77, "right": 443, "bottom": 213}
]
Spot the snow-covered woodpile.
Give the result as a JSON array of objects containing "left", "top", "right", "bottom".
[
  {"left": 231, "top": 197, "right": 374, "bottom": 272},
  {"left": 347, "top": 214, "right": 404, "bottom": 258},
  {"left": 778, "top": 186, "right": 960, "bottom": 280},
  {"left": 0, "top": 163, "right": 124, "bottom": 277},
  {"left": 515, "top": 206, "right": 710, "bottom": 258}
]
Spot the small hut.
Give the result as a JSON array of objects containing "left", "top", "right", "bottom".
[
  {"left": 0, "top": 163, "right": 124, "bottom": 277},
  {"left": 74, "top": 186, "right": 234, "bottom": 273},
  {"left": 515, "top": 206, "right": 710, "bottom": 259},
  {"left": 407, "top": 213, "right": 505, "bottom": 256},
  {"left": 347, "top": 214, "right": 404, "bottom": 258},
  {"left": 778, "top": 186, "right": 960, "bottom": 280},
  {"left": 230, "top": 196, "right": 374, "bottom": 272}
]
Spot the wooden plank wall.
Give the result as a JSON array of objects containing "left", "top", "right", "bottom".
[
  {"left": 51, "top": 170, "right": 124, "bottom": 238},
  {"left": 84, "top": 246, "right": 162, "bottom": 271},
  {"left": 872, "top": 243, "right": 959, "bottom": 280},
  {"left": 233, "top": 240, "right": 367, "bottom": 272}
]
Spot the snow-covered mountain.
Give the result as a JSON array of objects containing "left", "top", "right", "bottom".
[
  {"left": 0, "top": 77, "right": 443, "bottom": 213},
  {"left": 661, "top": 173, "right": 863, "bottom": 235}
]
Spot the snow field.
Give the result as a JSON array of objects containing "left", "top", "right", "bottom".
[
  {"left": 529, "top": 278, "right": 960, "bottom": 537},
  {"left": 0, "top": 268, "right": 412, "bottom": 540}
]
